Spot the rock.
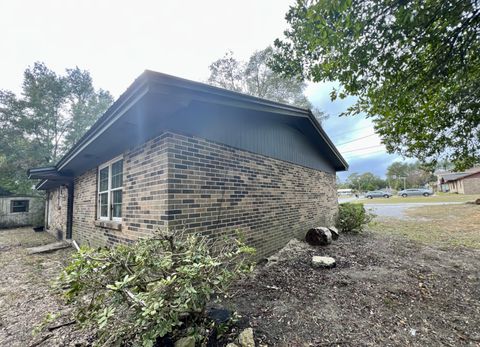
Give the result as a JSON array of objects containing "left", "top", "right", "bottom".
[
  {"left": 311, "top": 256, "right": 336, "bottom": 269},
  {"left": 475, "top": 198, "right": 480, "bottom": 205},
  {"left": 238, "top": 327, "right": 255, "bottom": 347},
  {"left": 328, "top": 226, "right": 340, "bottom": 240},
  {"left": 207, "top": 307, "right": 232, "bottom": 324},
  {"left": 174, "top": 336, "right": 195, "bottom": 347},
  {"left": 305, "top": 227, "right": 332, "bottom": 246},
  {"left": 226, "top": 344, "right": 239, "bottom": 347},
  {"left": 265, "top": 254, "right": 280, "bottom": 266}
]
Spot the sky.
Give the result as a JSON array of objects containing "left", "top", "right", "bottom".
[{"left": 0, "top": 0, "right": 405, "bottom": 180}]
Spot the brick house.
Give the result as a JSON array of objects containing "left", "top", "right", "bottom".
[
  {"left": 28, "top": 71, "right": 347, "bottom": 258},
  {"left": 440, "top": 168, "right": 480, "bottom": 194}
]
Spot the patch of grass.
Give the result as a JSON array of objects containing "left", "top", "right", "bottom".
[
  {"left": 369, "top": 204, "right": 480, "bottom": 249},
  {"left": 357, "top": 194, "right": 480, "bottom": 204}
]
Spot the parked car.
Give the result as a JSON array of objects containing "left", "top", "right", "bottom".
[
  {"left": 365, "top": 190, "right": 392, "bottom": 199},
  {"left": 397, "top": 188, "right": 433, "bottom": 197}
]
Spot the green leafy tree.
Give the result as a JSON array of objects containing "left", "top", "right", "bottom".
[
  {"left": 346, "top": 172, "right": 386, "bottom": 191},
  {"left": 0, "top": 62, "right": 113, "bottom": 194},
  {"left": 272, "top": 0, "right": 480, "bottom": 170},
  {"left": 336, "top": 176, "right": 350, "bottom": 189},
  {"left": 64, "top": 67, "right": 114, "bottom": 149},
  {"left": 386, "top": 161, "right": 436, "bottom": 190},
  {"left": 208, "top": 47, "right": 326, "bottom": 122}
]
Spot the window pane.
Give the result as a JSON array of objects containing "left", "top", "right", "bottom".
[
  {"left": 112, "top": 190, "right": 122, "bottom": 218},
  {"left": 111, "top": 160, "right": 123, "bottom": 189},
  {"left": 99, "top": 193, "right": 108, "bottom": 217},
  {"left": 99, "top": 167, "right": 109, "bottom": 192},
  {"left": 11, "top": 200, "right": 29, "bottom": 213}
]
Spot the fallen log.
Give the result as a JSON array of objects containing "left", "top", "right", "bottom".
[{"left": 305, "top": 227, "right": 332, "bottom": 246}]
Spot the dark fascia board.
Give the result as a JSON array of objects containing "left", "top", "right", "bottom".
[
  {"left": 27, "top": 166, "right": 58, "bottom": 179},
  {"left": 44, "top": 70, "right": 347, "bottom": 174},
  {"left": 305, "top": 110, "right": 348, "bottom": 171}
]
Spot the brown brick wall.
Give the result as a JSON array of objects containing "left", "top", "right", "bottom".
[
  {"left": 72, "top": 133, "right": 171, "bottom": 248},
  {"left": 164, "top": 132, "right": 337, "bottom": 258},
  {"left": 46, "top": 186, "right": 68, "bottom": 239},
  {"left": 464, "top": 173, "right": 480, "bottom": 194},
  {"left": 71, "top": 131, "right": 338, "bottom": 259}
]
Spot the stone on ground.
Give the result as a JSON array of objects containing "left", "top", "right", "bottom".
[
  {"left": 174, "top": 336, "right": 195, "bottom": 347},
  {"left": 238, "top": 327, "right": 255, "bottom": 347},
  {"left": 311, "top": 255, "right": 336, "bottom": 269},
  {"left": 328, "top": 226, "right": 340, "bottom": 240},
  {"left": 305, "top": 227, "right": 332, "bottom": 246}
]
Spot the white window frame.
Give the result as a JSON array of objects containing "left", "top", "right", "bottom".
[{"left": 97, "top": 155, "right": 123, "bottom": 222}]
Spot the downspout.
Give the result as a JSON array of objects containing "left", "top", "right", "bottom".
[{"left": 66, "top": 181, "right": 74, "bottom": 240}]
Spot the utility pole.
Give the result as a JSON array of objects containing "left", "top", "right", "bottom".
[{"left": 399, "top": 176, "right": 406, "bottom": 190}]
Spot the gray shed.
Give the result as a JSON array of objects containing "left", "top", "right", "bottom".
[{"left": 0, "top": 187, "right": 44, "bottom": 229}]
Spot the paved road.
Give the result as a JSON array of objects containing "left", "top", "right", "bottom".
[
  {"left": 365, "top": 202, "right": 464, "bottom": 218},
  {"left": 338, "top": 197, "right": 464, "bottom": 218}
]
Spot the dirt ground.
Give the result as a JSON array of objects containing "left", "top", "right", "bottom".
[
  {"left": 1, "top": 204, "right": 480, "bottom": 346},
  {"left": 223, "top": 204, "right": 480, "bottom": 346},
  {"left": 0, "top": 228, "right": 93, "bottom": 347},
  {"left": 225, "top": 234, "right": 480, "bottom": 346}
]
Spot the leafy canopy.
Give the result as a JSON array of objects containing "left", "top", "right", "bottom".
[
  {"left": 346, "top": 172, "right": 386, "bottom": 191},
  {"left": 0, "top": 62, "right": 113, "bottom": 193},
  {"left": 208, "top": 47, "right": 326, "bottom": 122},
  {"left": 272, "top": 0, "right": 480, "bottom": 170},
  {"left": 386, "top": 161, "right": 436, "bottom": 190}
]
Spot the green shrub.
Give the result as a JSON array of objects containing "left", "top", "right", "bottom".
[
  {"left": 57, "top": 230, "right": 255, "bottom": 346},
  {"left": 336, "top": 203, "right": 372, "bottom": 233}
]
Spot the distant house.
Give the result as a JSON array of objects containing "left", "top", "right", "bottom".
[
  {"left": 28, "top": 71, "right": 348, "bottom": 259},
  {"left": 438, "top": 168, "right": 480, "bottom": 194},
  {"left": 0, "top": 187, "right": 44, "bottom": 229}
]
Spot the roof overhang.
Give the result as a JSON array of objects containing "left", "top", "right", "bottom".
[
  {"left": 28, "top": 70, "right": 348, "bottom": 190},
  {"left": 28, "top": 167, "right": 73, "bottom": 190}
]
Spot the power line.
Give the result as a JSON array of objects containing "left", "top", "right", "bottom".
[
  {"left": 341, "top": 144, "right": 385, "bottom": 154},
  {"left": 330, "top": 124, "right": 373, "bottom": 138},
  {"left": 343, "top": 149, "right": 387, "bottom": 158},
  {"left": 336, "top": 133, "right": 376, "bottom": 146}
]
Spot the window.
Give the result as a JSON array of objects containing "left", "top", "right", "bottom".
[
  {"left": 98, "top": 157, "right": 123, "bottom": 221},
  {"left": 11, "top": 200, "right": 29, "bottom": 213}
]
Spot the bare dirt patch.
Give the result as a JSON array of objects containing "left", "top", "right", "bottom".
[
  {"left": 0, "top": 228, "right": 93, "bottom": 346},
  {"left": 223, "top": 233, "right": 480, "bottom": 346}
]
